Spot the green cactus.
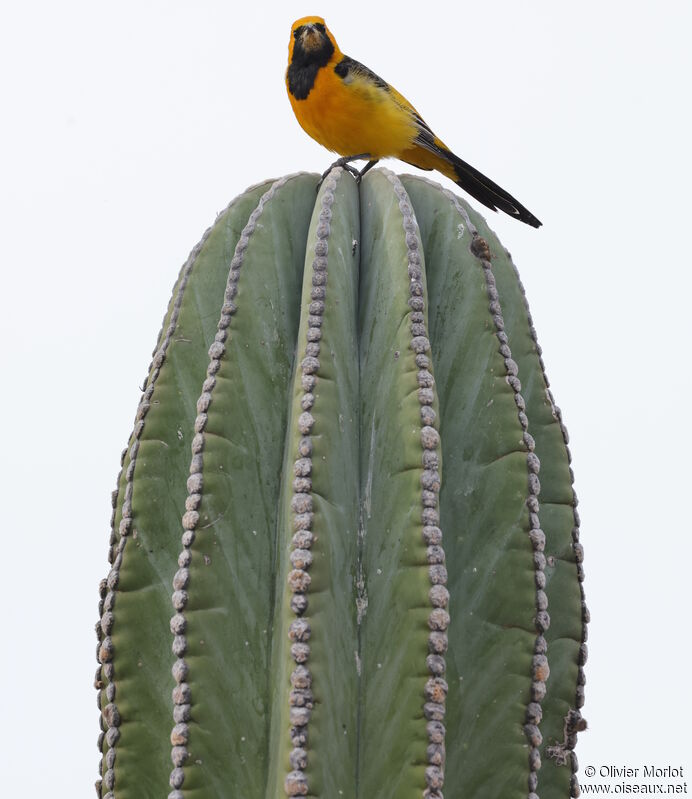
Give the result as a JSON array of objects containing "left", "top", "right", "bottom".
[{"left": 95, "top": 168, "right": 587, "bottom": 799}]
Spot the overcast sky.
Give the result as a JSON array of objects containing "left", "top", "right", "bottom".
[{"left": 1, "top": 1, "right": 690, "bottom": 794}]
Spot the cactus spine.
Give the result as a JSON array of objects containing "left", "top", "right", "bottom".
[{"left": 96, "top": 168, "right": 587, "bottom": 799}]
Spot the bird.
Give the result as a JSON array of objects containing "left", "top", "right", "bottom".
[{"left": 286, "top": 16, "right": 542, "bottom": 228}]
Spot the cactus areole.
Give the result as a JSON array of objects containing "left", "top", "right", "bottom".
[{"left": 95, "top": 169, "right": 588, "bottom": 799}]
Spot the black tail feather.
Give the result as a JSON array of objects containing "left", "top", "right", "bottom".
[{"left": 446, "top": 150, "right": 542, "bottom": 228}]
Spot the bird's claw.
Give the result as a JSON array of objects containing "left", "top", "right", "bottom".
[{"left": 316, "top": 154, "right": 374, "bottom": 190}]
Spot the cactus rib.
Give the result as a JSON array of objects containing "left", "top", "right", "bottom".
[
  {"left": 166, "top": 175, "right": 294, "bottom": 798},
  {"left": 506, "top": 259, "right": 589, "bottom": 798},
  {"left": 263, "top": 166, "right": 362, "bottom": 798},
  {"left": 383, "top": 170, "right": 449, "bottom": 798},
  {"left": 431, "top": 185, "right": 552, "bottom": 794},
  {"left": 283, "top": 167, "right": 345, "bottom": 796},
  {"left": 471, "top": 225, "right": 549, "bottom": 799},
  {"left": 401, "top": 174, "right": 551, "bottom": 797},
  {"left": 354, "top": 169, "right": 445, "bottom": 798},
  {"left": 96, "top": 202, "right": 217, "bottom": 798}
]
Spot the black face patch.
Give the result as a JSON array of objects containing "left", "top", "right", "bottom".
[
  {"left": 287, "top": 26, "right": 335, "bottom": 100},
  {"left": 333, "top": 56, "right": 390, "bottom": 91}
]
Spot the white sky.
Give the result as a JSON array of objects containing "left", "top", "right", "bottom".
[{"left": 1, "top": 0, "right": 690, "bottom": 794}]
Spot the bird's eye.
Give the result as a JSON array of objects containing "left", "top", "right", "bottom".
[
  {"left": 314, "top": 23, "right": 326, "bottom": 33},
  {"left": 293, "top": 27, "right": 302, "bottom": 39}
]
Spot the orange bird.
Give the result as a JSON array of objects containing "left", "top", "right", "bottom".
[{"left": 286, "top": 16, "right": 541, "bottom": 227}]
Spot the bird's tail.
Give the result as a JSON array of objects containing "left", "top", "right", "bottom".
[
  {"left": 442, "top": 148, "right": 542, "bottom": 228},
  {"left": 402, "top": 143, "right": 542, "bottom": 228}
]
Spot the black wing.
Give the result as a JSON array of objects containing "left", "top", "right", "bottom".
[{"left": 333, "top": 56, "right": 390, "bottom": 91}]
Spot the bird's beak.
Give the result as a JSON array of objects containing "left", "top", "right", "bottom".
[{"left": 301, "top": 24, "right": 321, "bottom": 50}]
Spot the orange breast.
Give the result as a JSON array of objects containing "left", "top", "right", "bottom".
[{"left": 288, "top": 63, "right": 419, "bottom": 159}]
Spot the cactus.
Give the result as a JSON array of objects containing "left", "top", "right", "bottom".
[{"left": 95, "top": 168, "right": 587, "bottom": 799}]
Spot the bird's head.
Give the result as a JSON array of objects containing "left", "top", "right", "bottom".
[{"left": 288, "top": 17, "right": 339, "bottom": 67}]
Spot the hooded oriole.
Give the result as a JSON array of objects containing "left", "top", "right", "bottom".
[{"left": 286, "top": 16, "right": 541, "bottom": 227}]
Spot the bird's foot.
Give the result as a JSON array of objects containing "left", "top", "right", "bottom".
[{"left": 318, "top": 155, "right": 378, "bottom": 188}]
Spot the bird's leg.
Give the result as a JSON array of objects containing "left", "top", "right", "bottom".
[
  {"left": 319, "top": 154, "right": 372, "bottom": 186},
  {"left": 357, "top": 159, "right": 379, "bottom": 181}
]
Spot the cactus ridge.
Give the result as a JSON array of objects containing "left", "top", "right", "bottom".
[
  {"left": 95, "top": 192, "right": 217, "bottom": 799},
  {"left": 384, "top": 170, "right": 449, "bottom": 798},
  {"left": 166, "top": 174, "right": 293, "bottom": 798},
  {"left": 434, "top": 183, "right": 551, "bottom": 795},
  {"left": 474, "top": 224, "right": 548, "bottom": 798},
  {"left": 283, "top": 167, "right": 345, "bottom": 797},
  {"left": 94, "top": 173, "right": 283, "bottom": 797},
  {"left": 508, "top": 259, "right": 589, "bottom": 797}
]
